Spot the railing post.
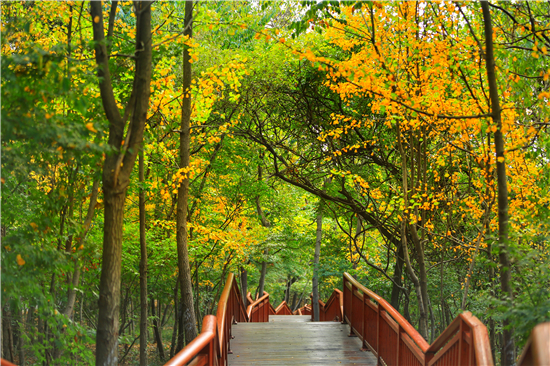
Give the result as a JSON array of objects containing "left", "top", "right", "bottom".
[
  {"left": 343, "top": 275, "right": 347, "bottom": 324},
  {"left": 376, "top": 302, "right": 381, "bottom": 365},
  {"left": 458, "top": 319, "right": 464, "bottom": 366},
  {"left": 208, "top": 336, "right": 214, "bottom": 366},
  {"left": 349, "top": 283, "right": 356, "bottom": 337},
  {"left": 361, "top": 291, "right": 367, "bottom": 351},
  {"left": 396, "top": 323, "right": 400, "bottom": 366}
]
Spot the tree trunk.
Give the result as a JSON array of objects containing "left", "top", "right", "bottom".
[
  {"left": 169, "top": 279, "right": 179, "bottom": 358},
  {"left": 312, "top": 202, "right": 323, "bottom": 322},
  {"left": 409, "top": 224, "right": 430, "bottom": 338},
  {"left": 176, "top": 0, "right": 198, "bottom": 346},
  {"left": 255, "top": 194, "right": 270, "bottom": 298},
  {"left": 255, "top": 159, "right": 272, "bottom": 299},
  {"left": 64, "top": 180, "right": 99, "bottom": 319},
  {"left": 397, "top": 125, "right": 428, "bottom": 338},
  {"left": 390, "top": 242, "right": 404, "bottom": 311},
  {"left": 257, "top": 248, "right": 268, "bottom": 299},
  {"left": 2, "top": 307, "right": 14, "bottom": 362},
  {"left": 284, "top": 277, "right": 296, "bottom": 304},
  {"left": 151, "top": 297, "right": 166, "bottom": 362},
  {"left": 16, "top": 306, "right": 24, "bottom": 365},
  {"left": 139, "top": 151, "right": 148, "bottom": 366},
  {"left": 92, "top": 1, "right": 152, "bottom": 364},
  {"left": 480, "top": 3, "right": 514, "bottom": 365},
  {"left": 240, "top": 266, "right": 248, "bottom": 306}
]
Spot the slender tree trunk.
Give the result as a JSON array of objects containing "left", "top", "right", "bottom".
[
  {"left": 291, "top": 292, "right": 298, "bottom": 311},
  {"left": 390, "top": 242, "right": 404, "bottom": 311},
  {"left": 139, "top": 151, "right": 148, "bottom": 366},
  {"left": 2, "top": 307, "right": 14, "bottom": 362},
  {"left": 480, "top": 3, "right": 514, "bottom": 365},
  {"left": 151, "top": 297, "right": 166, "bottom": 362},
  {"left": 64, "top": 180, "right": 99, "bottom": 319},
  {"left": 169, "top": 279, "right": 179, "bottom": 358},
  {"left": 176, "top": 0, "right": 198, "bottom": 345},
  {"left": 397, "top": 125, "right": 428, "bottom": 338},
  {"left": 284, "top": 277, "right": 296, "bottom": 304},
  {"left": 312, "top": 201, "right": 324, "bottom": 322},
  {"left": 92, "top": 1, "right": 152, "bottom": 364},
  {"left": 240, "top": 266, "right": 248, "bottom": 306},
  {"left": 16, "top": 306, "right": 24, "bottom": 365},
  {"left": 257, "top": 248, "right": 268, "bottom": 299},
  {"left": 80, "top": 286, "right": 84, "bottom": 327},
  {"left": 255, "top": 158, "right": 272, "bottom": 298},
  {"left": 255, "top": 194, "right": 270, "bottom": 298}
]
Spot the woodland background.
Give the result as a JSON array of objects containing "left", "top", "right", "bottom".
[{"left": 2, "top": 1, "right": 550, "bottom": 365}]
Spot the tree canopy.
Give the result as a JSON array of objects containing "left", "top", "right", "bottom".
[{"left": 2, "top": 1, "right": 549, "bottom": 365}]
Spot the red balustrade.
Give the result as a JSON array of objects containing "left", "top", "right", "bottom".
[
  {"left": 166, "top": 315, "right": 218, "bottom": 366},
  {"left": 294, "top": 304, "right": 311, "bottom": 315},
  {"left": 215, "top": 273, "right": 248, "bottom": 365},
  {"left": 246, "top": 291, "right": 270, "bottom": 322},
  {"left": 341, "top": 272, "right": 494, "bottom": 366},
  {"left": 9, "top": 272, "right": 546, "bottom": 366},
  {"left": 274, "top": 300, "right": 293, "bottom": 315},
  {"left": 166, "top": 272, "right": 251, "bottom": 366},
  {"left": 311, "top": 289, "right": 343, "bottom": 322}
]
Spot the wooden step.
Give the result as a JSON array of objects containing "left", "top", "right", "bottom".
[{"left": 228, "top": 315, "right": 377, "bottom": 365}]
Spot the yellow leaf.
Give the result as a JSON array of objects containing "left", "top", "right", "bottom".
[
  {"left": 17, "top": 254, "right": 25, "bottom": 266},
  {"left": 94, "top": 16, "right": 100, "bottom": 24},
  {"left": 86, "top": 123, "right": 98, "bottom": 133},
  {"left": 497, "top": 156, "right": 505, "bottom": 163}
]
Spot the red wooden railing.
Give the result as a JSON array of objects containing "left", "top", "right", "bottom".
[
  {"left": 274, "top": 300, "right": 293, "bottom": 315},
  {"left": 340, "top": 272, "right": 493, "bottom": 366},
  {"left": 246, "top": 291, "right": 270, "bottom": 322},
  {"left": 310, "top": 289, "right": 343, "bottom": 322},
  {"left": 517, "top": 322, "right": 550, "bottom": 366},
  {"left": 4, "top": 272, "right": 545, "bottom": 366},
  {"left": 294, "top": 303, "right": 311, "bottom": 315},
  {"left": 269, "top": 302, "right": 276, "bottom": 315},
  {"left": 165, "top": 315, "right": 218, "bottom": 366},
  {"left": 166, "top": 272, "right": 251, "bottom": 366}
]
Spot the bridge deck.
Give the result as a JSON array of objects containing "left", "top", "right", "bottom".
[{"left": 228, "top": 315, "right": 377, "bottom": 365}]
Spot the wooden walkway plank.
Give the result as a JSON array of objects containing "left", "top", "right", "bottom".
[{"left": 228, "top": 315, "right": 377, "bottom": 365}]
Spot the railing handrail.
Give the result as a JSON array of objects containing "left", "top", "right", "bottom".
[
  {"left": 425, "top": 311, "right": 492, "bottom": 365},
  {"left": 246, "top": 291, "right": 269, "bottom": 319},
  {"left": 246, "top": 292, "right": 254, "bottom": 305},
  {"left": 517, "top": 322, "right": 550, "bottom": 366},
  {"left": 324, "top": 288, "right": 343, "bottom": 321},
  {"left": 342, "top": 272, "right": 495, "bottom": 366},
  {"left": 274, "top": 300, "right": 292, "bottom": 315},
  {"left": 215, "top": 273, "right": 248, "bottom": 364},
  {"left": 165, "top": 315, "right": 218, "bottom": 366},
  {"left": 311, "top": 289, "right": 343, "bottom": 321},
  {"left": 166, "top": 273, "right": 248, "bottom": 365},
  {"left": 344, "top": 272, "right": 430, "bottom": 353}
]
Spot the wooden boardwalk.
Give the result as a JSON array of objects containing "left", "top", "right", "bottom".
[{"left": 227, "top": 315, "right": 377, "bottom": 365}]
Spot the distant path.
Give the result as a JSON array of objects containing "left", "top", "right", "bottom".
[{"left": 228, "top": 315, "right": 377, "bottom": 365}]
